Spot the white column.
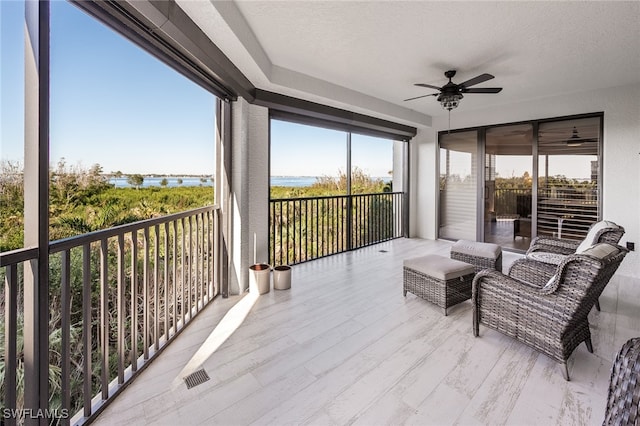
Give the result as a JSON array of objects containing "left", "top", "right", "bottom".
[
  {"left": 229, "top": 99, "right": 269, "bottom": 295},
  {"left": 410, "top": 127, "right": 438, "bottom": 239},
  {"left": 392, "top": 140, "right": 404, "bottom": 193}
]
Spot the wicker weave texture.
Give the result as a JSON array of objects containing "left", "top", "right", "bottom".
[
  {"left": 508, "top": 258, "right": 556, "bottom": 287},
  {"left": 451, "top": 251, "right": 502, "bottom": 274},
  {"left": 403, "top": 267, "right": 474, "bottom": 315},
  {"left": 473, "top": 246, "right": 628, "bottom": 379},
  {"left": 603, "top": 338, "right": 640, "bottom": 426}
]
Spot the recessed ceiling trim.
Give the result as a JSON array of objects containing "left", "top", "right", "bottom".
[{"left": 209, "top": 0, "right": 431, "bottom": 127}]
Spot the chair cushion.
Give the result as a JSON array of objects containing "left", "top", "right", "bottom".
[
  {"left": 526, "top": 251, "right": 566, "bottom": 265},
  {"left": 451, "top": 240, "right": 502, "bottom": 259},
  {"left": 403, "top": 255, "right": 475, "bottom": 281},
  {"left": 576, "top": 220, "right": 619, "bottom": 253},
  {"left": 579, "top": 242, "right": 619, "bottom": 259}
]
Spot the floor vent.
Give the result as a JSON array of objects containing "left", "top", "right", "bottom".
[{"left": 184, "top": 368, "right": 210, "bottom": 389}]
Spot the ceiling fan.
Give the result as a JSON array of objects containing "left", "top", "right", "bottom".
[
  {"left": 405, "top": 70, "right": 503, "bottom": 111},
  {"left": 563, "top": 127, "right": 598, "bottom": 147}
]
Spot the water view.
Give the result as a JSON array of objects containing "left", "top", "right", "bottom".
[
  {"left": 108, "top": 176, "right": 390, "bottom": 188},
  {"left": 109, "top": 176, "right": 213, "bottom": 188},
  {"left": 271, "top": 176, "right": 391, "bottom": 187}
]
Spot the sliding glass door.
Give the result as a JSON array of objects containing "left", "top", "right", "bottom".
[
  {"left": 439, "top": 131, "right": 478, "bottom": 240},
  {"left": 537, "top": 117, "right": 600, "bottom": 240},
  {"left": 484, "top": 124, "right": 533, "bottom": 251},
  {"left": 438, "top": 113, "right": 602, "bottom": 251}
]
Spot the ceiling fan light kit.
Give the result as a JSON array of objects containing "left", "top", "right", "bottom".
[
  {"left": 438, "top": 93, "right": 463, "bottom": 111},
  {"left": 566, "top": 126, "right": 584, "bottom": 147}
]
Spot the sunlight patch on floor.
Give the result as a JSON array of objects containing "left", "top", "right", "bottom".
[{"left": 172, "top": 292, "right": 259, "bottom": 389}]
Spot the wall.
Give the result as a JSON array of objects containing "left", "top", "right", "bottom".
[
  {"left": 229, "top": 99, "right": 270, "bottom": 294},
  {"left": 411, "top": 83, "right": 640, "bottom": 278}
]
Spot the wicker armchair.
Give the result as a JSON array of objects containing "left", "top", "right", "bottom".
[
  {"left": 472, "top": 244, "right": 628, "bottom": 380},
  {"left": 603, "top": 337, "right": 640, "bottom": 425},
  {"left": 510, "top": 220, "right": 625, "bottom": 311}
]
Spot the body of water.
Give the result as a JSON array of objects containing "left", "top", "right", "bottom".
[
  {"left": 110, "top": 176, "right": 390, "bottom": 188},
  {"left": 271, "top": 176, "right": 320, "bottom": 187},
  {"left": 109, "top": 177, "right": 214, "bottom": 188}
]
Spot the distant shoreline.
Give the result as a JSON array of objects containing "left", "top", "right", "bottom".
[{"left": 107, "top": 175, "right": 390, "bottom": 188}]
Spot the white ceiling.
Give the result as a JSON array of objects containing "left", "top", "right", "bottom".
[{"left": 177, "top": 1, "right": 640, "bottom": 128}]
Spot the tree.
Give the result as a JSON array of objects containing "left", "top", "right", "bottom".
[
  {"left": 160, "top": 178, "right": 168, "bottom": 187},
  {"left": 127, "top": 174, "right": 144, "bottom": 189},
  {"left": 177, "top": 178, "right": 183, "bottom": 185}
]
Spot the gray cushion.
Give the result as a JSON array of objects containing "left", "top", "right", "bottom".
[
  {"left": 579, "top": 242, "right": 619, "bottom": 259},
  {"left": 404, "top": 254, "right": 475, "bottom": 280},
  {"left": 451, "top": 240, "right": 502, "bottom": 259}
]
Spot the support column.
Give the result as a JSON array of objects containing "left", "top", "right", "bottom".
[
  {"left": 23, "top": 1, "right": 50, "bottom": 423},
  {"left": 228, "top": 99, "right": 269, "bottom": 295},
  {"left": 216, "top": 98, "right": 232, "bottom": 298}
]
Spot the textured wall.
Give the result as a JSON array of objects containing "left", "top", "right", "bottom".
[{"left": 230, "top": 99, "right": 270, "bottom": 295}]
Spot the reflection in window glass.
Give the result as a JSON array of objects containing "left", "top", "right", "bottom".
[
  {"left": 537, "top": 117, "right": 600, "bottom": 240},
  {"left": 439, "top": 131, "right": 478, "bottom": 240},
  {"left": 484, "top": 124, "right": 533, "bottom": 250}
]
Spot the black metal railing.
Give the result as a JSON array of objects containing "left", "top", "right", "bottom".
[
  {"left": 489, "top": 185, "right": 598, "bottom": 240},
  {"left": 0, "top": 206, "right": 221, "bottom": 425},
  {"left": 493, "top": 187, "right": 532, "bottom": 217},
  {"left": 269, "top": 192, "right": 404, "bottom": 266}
]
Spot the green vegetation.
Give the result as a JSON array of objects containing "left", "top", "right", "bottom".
[
  {"left": 269, "top": 167, "right": 397, "bottom": 265},
  {"left": 270, "top": 167, "right": 390, "bottom": 199},
  {"left": 1, "top": 160, "right": 215, "bottom": 418},
  {"left": 0, "top": 160, "right": 214, "bottom": 251}
]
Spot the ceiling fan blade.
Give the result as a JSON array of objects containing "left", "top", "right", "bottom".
[
  {"left": 414, "top": 83, "right": 442, "bottom": 90},
  {"left": 462, "top": 87, "right": 503, "bottom": 94},
  {"left": 403, "top": 93, "right": 437, "bottom": 102},
  {"left": 460, "top": 73, "right": 494, "bottom": 88}
]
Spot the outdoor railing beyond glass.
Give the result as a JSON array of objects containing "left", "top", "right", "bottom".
[
  {"left": 0, "top": 206, "right": 221, "bottom": 425},
  {"left": 270, "top": 192, "right": 404, "bottom": 266},
  {"left": 491, "top": 185, "right": 598, "bottom": 240}
]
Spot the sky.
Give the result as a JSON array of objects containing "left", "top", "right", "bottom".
[
  {"left": 270, "top": 120, "right": 393, "bottom": 177},
  {"left": 2, "top": 0, "right": 216, "bottom": 175},
  {"left": 1, "top": 1, "right": 395, "bottom": 179}
]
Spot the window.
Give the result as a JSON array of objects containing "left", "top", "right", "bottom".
[
  {"left": 438, "top": 113, "right": 602, "bottom": 250},
  {"left": 0, "top": 0, "right": 26, "bottom": 251},
  {"left": 269, "top": 117, "right": 406, "bottom": 264},
  {"left": 49, "top": 0, "right": 216, "bottom": 240}
]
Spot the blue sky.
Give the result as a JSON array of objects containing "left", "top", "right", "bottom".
[
  {"left": 270, "top": 120, "right": 393, "bottom": 177},
  {"left": 1, "top": 1, "right": 393, "bottom": 178}
]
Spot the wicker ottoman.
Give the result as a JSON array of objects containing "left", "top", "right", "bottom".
[
  {"left": 450, "top": 240, "right": 502, "bottom": 273},
  {"left": 403, "top": 255, "right": 475, "bottom": 315}
]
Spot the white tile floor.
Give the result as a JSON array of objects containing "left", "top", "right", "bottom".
[{"left": 92, "top": 238, "right": 640, "bottom": 425}]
